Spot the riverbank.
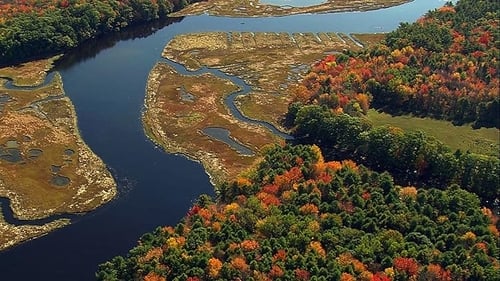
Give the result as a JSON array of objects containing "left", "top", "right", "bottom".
[
  {"left": 143, "top": 62, "right": 280, "bottom": 185},
  {"left": 162, "top": 31, "right": 368, "bottom": 131},
  {"left": 170, "top": 0, "right": 412, "bottom": 17},
  {"left": 143, "top": 31, "right": 376, "bottom": 184},
  {"left": 0, "top": 58, "right": 117, "bottom": 250}
]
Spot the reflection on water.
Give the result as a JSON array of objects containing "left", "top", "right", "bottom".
[{"left": 55, "top": 17, "right": 184, "bottom": 70}]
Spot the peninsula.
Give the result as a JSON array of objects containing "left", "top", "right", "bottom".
[
  {"left": 170, "top": 0, "right": 412, "bottom": 17},
  {"left": 0, "top": 58, "right": 116, "bottom": 250}
]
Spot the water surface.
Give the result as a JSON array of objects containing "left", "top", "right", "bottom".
[{"left": 0, "top": 1, "right": 450, "bottom": 280}]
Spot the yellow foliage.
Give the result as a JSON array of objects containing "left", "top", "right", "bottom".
[
  {"left": 311, "top": 144, "right": 324, "bottom": 164},
  {"left": 355, "top": 93, "right": 370, "bottom": 114},
  {"left": 143, "top": 272, "right": 166, "bottom": 281},
  {"left": 166, "top": 237, "right": 186, "bottom": 249},
  {"left": 401, "top": 46, "right": 415, "bottom": 56},
  {"left": 437, "top": 216, "right": 449, "bottom": 224},
  {"left": 399, "top": 186, "right": 418, "bottom": 200},
  {"left": 224, "top": 202, "right": 240, "bottom": 214},
  {"left": 308, "top": 220, "right": 321, "bottom": 233},
  {"left": 207, "top": 258, "right": 223, "bottom": 278},
  {"left": 461, "top": 231, "right": 477, "bottom": 244},
  {"left": 212, "top": 221, "right": 222, "bottom": 232},
  {"left": 385, "top": 267, "right": 395, "bottom": 277},
  {"left": 391, "top": 49, "right": 403, "bottom": 59},
  {"left": 359, "top": 271, "right": 374, "bottom": 281},
  {"left": 309, "top": 241, "right": 326, "bottom": 258},
  {"left": 236, "top": 176, "right": 252, "bottom": 188}
]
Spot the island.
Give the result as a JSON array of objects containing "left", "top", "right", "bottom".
[
  {"left": 170, "top": 0, "right": 412, "bottom": 17},
  {"left": 0, "top": 57, "right": 116, "bottom": 250}
]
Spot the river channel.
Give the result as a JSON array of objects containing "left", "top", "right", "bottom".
[{"left": 0, "top": 1, "right": 450, "bottom": 280}]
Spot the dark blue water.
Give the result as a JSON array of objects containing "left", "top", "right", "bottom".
[{"left": 0, "top": 1, "right": 449, "bottom": 280}]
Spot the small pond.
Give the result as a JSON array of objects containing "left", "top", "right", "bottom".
[
  {"left": 64, "top": 148, "right": 75, "bottom": 156},
  {"left": 51, "top": 175, "right": 71, "bottom": 187},
  {"left": 0, "top": 148, "right": 22, "bottom": 163},
  {"left": 28, "top": 148, "right": 43, "bottom": 159}
]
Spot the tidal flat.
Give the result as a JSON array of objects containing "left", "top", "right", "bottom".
[
  {"left": 0, "top": 58, "right": 117, "bottom": 250},
  {"left": 170, "top": 0, "right": 411, "bottom": 17},
  {"left": 143, "top": 62, "right": 280, "bottom": 185},
  {"left": 162, "top": 32, "right": 379, "bottom": 130},
  {"left": 144, "top": 32, "right": 377, "bottom": 183}
]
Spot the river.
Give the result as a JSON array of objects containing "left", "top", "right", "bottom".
[{"left": 0, "top": 1, "right": 450, "bottom": 280}]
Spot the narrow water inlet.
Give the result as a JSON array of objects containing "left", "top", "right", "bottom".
[{"left": 202, "top": 127, "right": 255, "bottom": 156}]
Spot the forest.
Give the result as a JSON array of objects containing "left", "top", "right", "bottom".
[
  {"left": 0, "top": 0, "right": 201, "bottom": 65},
  {"left": 290, "top": 0, "right": 499, "bottom": 128},
  {"left": 96, "top": 0, "right": 499, "bottom": 280},
  {"left": 97, "top": 144, "right": 499, "bottom": 280}
]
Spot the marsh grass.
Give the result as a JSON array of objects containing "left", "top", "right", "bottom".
[
  {"left": 0, "top": 55, "right": 61, "bottom": 87},
  {"left": 170, "top": 0, "right": 411, "bottom": 17},
  {"left": 143, "top": 63, "right": 281, "bottom": 184}
]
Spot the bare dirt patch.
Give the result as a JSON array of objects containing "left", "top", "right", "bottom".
[{"left": 170, "top": 0, "right": 411, "bottom": 17}]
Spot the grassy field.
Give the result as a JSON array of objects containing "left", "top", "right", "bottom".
[{"left": 367, "top": 109, "right": 499, "bottom": 156}]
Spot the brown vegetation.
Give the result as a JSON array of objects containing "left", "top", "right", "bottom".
[
  {"left": 143, "top": 62, "right": 281, "bottom": 184},
  {"left": 0, "top": 58, "right": 116, "bottom": 250},
  {"left": 170, "top": 0, "right": 411, "bottom": 17},
  {"left": 144, "top": 32, "right": 372, "bottom": 183}
]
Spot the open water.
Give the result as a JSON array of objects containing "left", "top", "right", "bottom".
[{"left": 0, "top": 1, "right": 451, "bottom": 280}]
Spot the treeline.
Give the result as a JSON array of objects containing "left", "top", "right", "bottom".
[
  {"left": 0, "top": 0, "right": 200, "bottom": 65},
  {"left": 97, "top": 145, "right": 499, "bottom": 280},
  {"left": 94, "top": 1, "right": 500, "bottom": 280},
  {"left": 286, "top": 104, "right": 499, "bottom": 205},
  {"left": 291, "top": 0, "right": 499, "bottom": 128}
]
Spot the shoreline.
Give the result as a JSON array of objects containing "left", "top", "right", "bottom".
[
  {"left": 0, "top": 59, "right": 117, "bottom": 251},
  {"left": 142, "top": 62, "right": 229, "bottom": 186},
  {"left": 169, "top": 0, "right": 413, "bottom": 18}
]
